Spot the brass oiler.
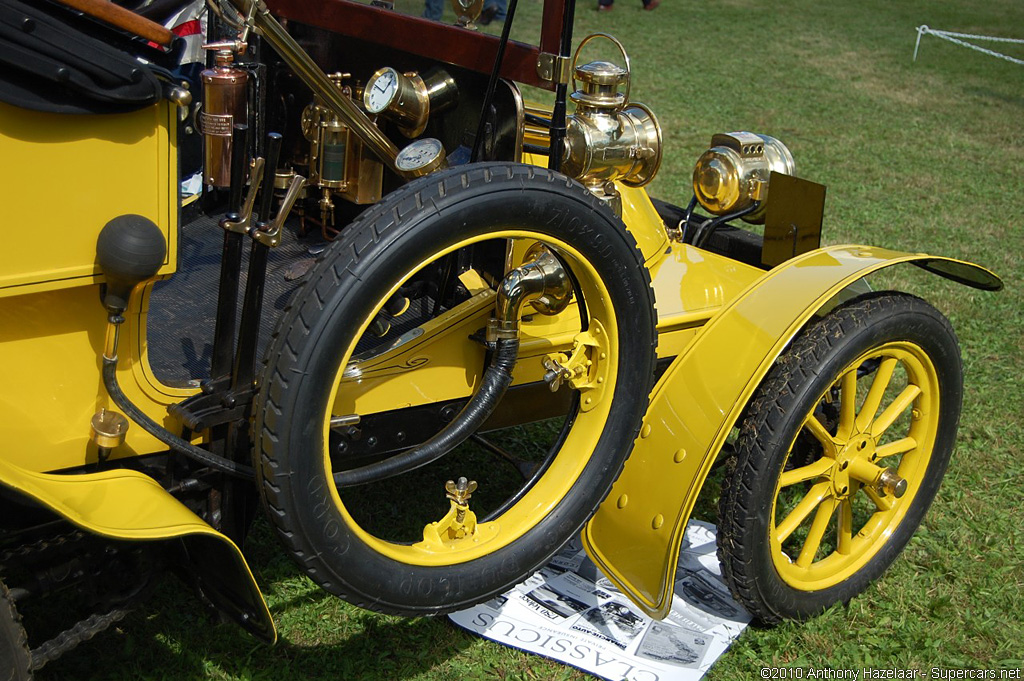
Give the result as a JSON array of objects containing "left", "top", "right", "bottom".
[
  {"left": 199, "top": 44, "right": 249, "bottom": 187},
  {"left": 692, "top": 132, "right": 796, "bottom": 224},
  {"left": 562, "top": 34, "right": 662, "bottom": 215},
  {"left": 302, "top": 73, "right": 385, "bottom": 235}
]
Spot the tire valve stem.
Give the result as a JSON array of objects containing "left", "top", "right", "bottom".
[{"left": 446, "top": 477, "right": 478, "bottom": 524}]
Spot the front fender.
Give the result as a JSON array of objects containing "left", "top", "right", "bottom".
[{"left": 582, "top": 244, "right": 1001, "bottom": 618}]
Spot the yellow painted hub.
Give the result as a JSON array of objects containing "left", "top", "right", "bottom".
[
  {"left": 770, "top": 341, "right": 940, "bottom": 591},
  {"left": 322, "top": 231, "right": 619, "bottom": 566}
]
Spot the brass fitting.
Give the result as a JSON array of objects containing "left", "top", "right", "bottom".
[{"left": 488, "top": 244, "right": 573, "bottom": 342}]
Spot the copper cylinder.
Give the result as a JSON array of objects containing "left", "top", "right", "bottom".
[{"left": 200, "top": 50, "right": 248, "bottom": 187}]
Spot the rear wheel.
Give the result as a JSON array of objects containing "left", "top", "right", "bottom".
[
  {"left": 256, "top": 163, "right": 657, "bottom": 614},
  {"left": 717, "top": 292, "right": 962, "bottom": 622}
]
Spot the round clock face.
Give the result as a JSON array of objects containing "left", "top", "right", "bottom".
[
  {"left": 395, "top": 138, "right": 444, "bottom": 172},
  {"left": 364, "top": 68, "right": 399, "bottom": 114}
]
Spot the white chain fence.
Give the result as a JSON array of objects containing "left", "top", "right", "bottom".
[{"left": 914, "top": 25, "right": 1024, "bottom": 66}]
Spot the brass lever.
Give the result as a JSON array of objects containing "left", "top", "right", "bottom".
[
  {"left": 221, "top": 158, "right": 266, "bottom": 235},
  {"left": 252, "top": 175, "right": 307, "bottom": 248}
]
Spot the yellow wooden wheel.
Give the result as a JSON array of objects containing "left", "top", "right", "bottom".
[
  {"left": 770, "top": 341, "right": 940, "bottom": 591},
  {"left": 718, "top": 291, "right": 962, "bottom": 622}
]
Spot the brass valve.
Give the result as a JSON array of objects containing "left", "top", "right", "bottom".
[
  {"left": 561, "top": 34, "right": 663, "bottom": 214},
  {"left": 692, "top": 131, "right": 796, "bottom": 224}
]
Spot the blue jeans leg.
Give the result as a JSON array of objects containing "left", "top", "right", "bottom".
[{"left": 423, "top": 0, "right": 443, "bottom": 21}]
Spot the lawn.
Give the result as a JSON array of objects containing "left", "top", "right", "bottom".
[{"left": 40, "top": 0, "right": 1023, "bottom": 678}]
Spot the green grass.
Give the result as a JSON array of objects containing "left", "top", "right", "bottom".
[{"left": 39, "top": 0, "right": 1024, "bottom": 678}]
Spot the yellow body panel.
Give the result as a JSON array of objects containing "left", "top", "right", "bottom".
[
  {"left": 582, "top": 245, "right": 1002, "bottom": 618},
  {"left": 0, "top": 102, "right": 192, "bottom": 472},
  {"left": 0, "top": 102, "right": 178, "bottom": 296},
  {"left": 0, "top": 282, "right": 196, "bottom": 472},
  {"left": 0, "top": 456, "right": 275, "bottom": 642}
]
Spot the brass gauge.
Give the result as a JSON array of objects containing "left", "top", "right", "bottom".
[
  {"left": 363, "top": 67, "right": 458, "bottom": 138},
  {"left": 395, "top": 138, "right": 447, "bottom": 176}
]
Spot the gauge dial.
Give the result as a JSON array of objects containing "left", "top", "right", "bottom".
[
  {"left": 364, "top": 68, "right": 400, "bottom": 114},
  {"left": 395, "top": 138, "right": 446, "bottom": 175}
]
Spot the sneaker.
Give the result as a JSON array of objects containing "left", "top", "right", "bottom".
[{"left": 597, "top": 3, "right": 613, "bottom": 10}]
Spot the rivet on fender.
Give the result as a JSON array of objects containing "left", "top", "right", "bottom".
[
  {"left": 617, "top": 494, "right": 629, "bottom": 509},
  {"left": 641, "top": 423, "right": 652, "bottom": 438},
  {"left": 652, "top": 514, "right": 664, "bottom": 530},
  {"left": 673, "top": 449, "right": 686, "bottom": 463}
]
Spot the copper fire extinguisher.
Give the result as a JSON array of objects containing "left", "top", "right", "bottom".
[{"left": 199, "top": 43, "right": 248, "bottom": 188}]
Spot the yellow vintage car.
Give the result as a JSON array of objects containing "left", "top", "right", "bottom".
[{"left": 0, "top": 0, "right": 1002, "bottom": 676}]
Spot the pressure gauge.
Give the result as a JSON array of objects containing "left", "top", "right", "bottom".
[
  {"left": 395, "top": 138, "right": 446, "bottom": 176},
  {"left": 364, "top": 67, "right": 400, "bottom": 114}
]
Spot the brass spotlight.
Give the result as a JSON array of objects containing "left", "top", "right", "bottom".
[{"left": 692, "top": 132, "right": 795, "bottom": 223}]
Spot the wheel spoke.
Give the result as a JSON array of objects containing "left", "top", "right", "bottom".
[
  {"left": 836, "top": 497, "right": 853, "bottom": 555},
  {"left": 863, "top": 484, "right": 894, "bottom": 512},
  {"left": 803, "top": 414, "right": 835, "bottom": 449},
  {"left": 875, "top": 436, "right": 917, "bottom": 460},
  {"left": 779, "top": 458, "right": 833, "bottom": 488},
  {"left": 776, "top": 481, "right": 831, "bottom": 543},
  {"left": 838, "top": 370, "right": 858, "bottom": 439},
  {"left": 796, "top": 496, "right": 838, "bottom": 567},
  {"left": 855, "top": 357, "right": 898, "bottom": 432},
  {"left": 870, "top": 384, "right": 922, "bottom": 438}
]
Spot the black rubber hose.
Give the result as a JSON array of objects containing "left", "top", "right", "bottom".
[
  {"left": 693, "top": 201, "right": 760, "bottom": 248},
  {"left": 334, "top": 338, "right": 520, "bottom": 487},
  {"left": 102, "top": 358, "right": 256, "bottom": 481}
]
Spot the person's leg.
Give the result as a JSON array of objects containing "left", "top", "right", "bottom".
[
  {"left": 423, "top": 0, "right": 443, "bottom": 21},
  {"left": 597, "top": 0, "right": 613, "bottom": 11}
]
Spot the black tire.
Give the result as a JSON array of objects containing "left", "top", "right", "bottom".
[
  {"left": 256, "top": 163, "right": 657, "bottom": 615},
  {"left": 717, "top": 291, "right": 963, "bottom": 623},
  {"left": 0, "top": 580, "right": 31, "bottom": 681}
]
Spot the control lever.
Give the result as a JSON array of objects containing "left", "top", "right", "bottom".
[
  {"left": 252, "top": 176, "right": 306, "bottom": 248},
  {"left": 231, "top": 133, "right": 306, "bottom": 392},
  {"left": 221, "top": 156, "right": 266, "bottom": 235},
  {"left": 211, "top": 124, "right": 251, "bottom": 381}
]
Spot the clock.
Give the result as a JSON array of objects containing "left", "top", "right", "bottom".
[
  {"left": 364, "top": 67, "right": 400, "bottom": 115},
  {"left": 362, "top": 67, "right": 458, "bottom": 138}
]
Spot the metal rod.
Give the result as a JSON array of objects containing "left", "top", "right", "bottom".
[
  {"left": 471, "top": 0, "right": 520, "bottom": 163},
  {"left": 230, "top": 0, "right": 403, "bottom": 174},
  {"left": 547, "top": 0, "right": 576, "bottom": 172}
]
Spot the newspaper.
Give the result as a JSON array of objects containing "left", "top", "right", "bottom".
[{"left": 449, "top": 520, "right": 750, "bottom": 681}]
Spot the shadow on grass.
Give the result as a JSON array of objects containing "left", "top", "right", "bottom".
[{"left": 36, "top": 554, "right": 478, "bottom": 681}]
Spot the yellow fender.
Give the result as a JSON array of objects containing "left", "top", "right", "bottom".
[
  {"left": 582, "top": 244, "right": 1001, "bottom": 618},
  {"left": 0, "top": 458, "right": 276, "bottom": 643}
]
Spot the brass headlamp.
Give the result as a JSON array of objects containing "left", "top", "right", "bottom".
[
  {"left": 692, "top": 131, "right": 795, "bottom": 224},
  {"left": 562, "top": 34, "right": 662, "bottom": 214}
]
